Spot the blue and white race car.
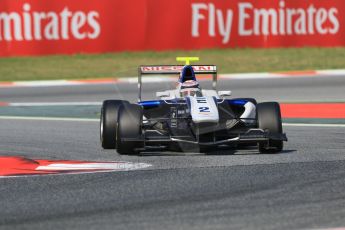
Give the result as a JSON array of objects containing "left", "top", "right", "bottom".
[{"left": 100, "top": 62, "right": 287, "bottom": 155}]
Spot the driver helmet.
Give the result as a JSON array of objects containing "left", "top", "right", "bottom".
[
  {"left": 180, "top": 80, "right": 202, "bottom": 97},
  {"left": 179, "top": 65, "right": 196, "bottom": 83}
]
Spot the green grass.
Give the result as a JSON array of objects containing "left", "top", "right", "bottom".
[{"left": 0, "top": 47, "right": 344, "bottom": 81}]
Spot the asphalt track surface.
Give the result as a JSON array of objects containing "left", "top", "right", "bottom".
[
  {"left": 0, "top": 75, "right": 345, "bottom": 229},
  {"left": 1, "top": 75, "right": 345, "bottom": 103}
]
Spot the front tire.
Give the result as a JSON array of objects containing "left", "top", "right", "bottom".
[
  {"left": 257, "top": 102, "right": 283, "bottom": 153},
  {"left": 116, "top": 104, "right": 144, "bottom": 155},
  {"left": 100, "top": 100, "right": 129, "bottom": 149}
]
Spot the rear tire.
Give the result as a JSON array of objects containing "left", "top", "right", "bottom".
[
  {"left": 100, "top": 100, "right": 129, "bottom": 149},
  {"left": 257, "top": 102, "right": 283, "bottom": 153},
  {"left": 116, "top": 104, "right": 144, "bottom": 155}
]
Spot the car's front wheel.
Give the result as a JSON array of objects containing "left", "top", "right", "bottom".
[
  {"left": 257, "top": 102, "right": 283, "bottom": 153},
  {"left": 100, "top": 100, "right": 129, "bottom": 149},
  {"left": 116, "top": 104, "right": 144, "bottom": 155}
]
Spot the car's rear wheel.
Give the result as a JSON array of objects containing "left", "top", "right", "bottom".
[
  {"left": 116, "top": 104, "right": 144, "bottom": 155},
  {"left": 257, "top": 102, "right": 283, "bottom": 153},
  {"left": 100, "top": 100, "right": 129, "bottom": 149}
]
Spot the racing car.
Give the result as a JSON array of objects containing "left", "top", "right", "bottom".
[{"left": 100, "top": 60, "right": 287, "bottom": 155}]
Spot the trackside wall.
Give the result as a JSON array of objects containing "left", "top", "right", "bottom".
[{"left": 0, "top": 0, "right": 344, "bottom": 56}]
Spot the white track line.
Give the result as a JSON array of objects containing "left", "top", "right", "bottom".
[
  {"left": 0, "top": 116, "right": 98, "bottom": 122},
  {"left": 7, "top": 102, "right": 102, "bottom": 106},
  {"left": 1, "top": 69, "right": 345, "bottom": 88},
  {"left": 3, "top": 100, "right": 345, "bottom": 107},
  {"left": 0, "top": 116, "right": 344, "bottom": 127},
  {"left": 0, "top": 161, "right": 152, "bottom": 178},
  {"left": 282, "top": 123, "right": 345, "bottom": 128}
]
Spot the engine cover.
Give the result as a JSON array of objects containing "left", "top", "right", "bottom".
[{"left": 188, "top": 96, "right": 219, "bottom": 123}]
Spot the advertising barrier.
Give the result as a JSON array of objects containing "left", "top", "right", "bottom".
[{"left": 0, "top": 0, "right": 344, "bottom": 56}]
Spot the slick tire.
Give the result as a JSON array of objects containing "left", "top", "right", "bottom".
[
  {"left": 116, "top": 104, "right": 144, "bottom": 155},
  {"left": 257, "top": 102, "right": 283, "bottom": 154},
  {"left": 100, "top": 100, "right": 129, "bottom": 149}
]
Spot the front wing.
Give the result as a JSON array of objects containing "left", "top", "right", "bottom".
[{"left": 120, "top": 128, "right": 287, "bottom": 150}]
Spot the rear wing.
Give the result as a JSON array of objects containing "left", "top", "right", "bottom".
[
  {"left": 138, "top": 65, "right": 217, "bottom": 102},
  {"left": 139, "top": 65, "right": 217, "bottom": 74}
]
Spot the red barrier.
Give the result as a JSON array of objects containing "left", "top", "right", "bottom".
[{"left": 0, "top": 0, "right": 344, "bottom": 56}]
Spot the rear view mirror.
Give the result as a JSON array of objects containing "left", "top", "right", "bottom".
[{"left": 218, "top": 90, "right": 232, "bottom": 97}]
